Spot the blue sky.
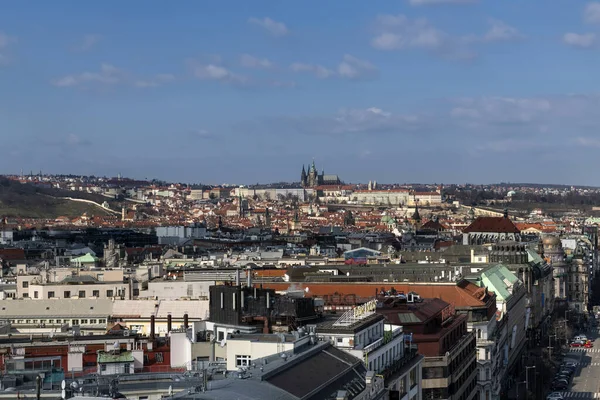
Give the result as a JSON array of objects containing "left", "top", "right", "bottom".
[{"left": 1, "top": 0, "right": 600, "bottom": 185}]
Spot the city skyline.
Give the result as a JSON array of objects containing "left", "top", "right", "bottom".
[{"left": 2, "top": 1, "right": 600, "bottom": 185}]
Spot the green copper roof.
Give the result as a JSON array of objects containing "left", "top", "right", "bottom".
[
  {"left": 72, "top": 253, "right": 99, "bottom": 263},
  {"left": 479, "top": 264, "right": 520, "bottom": 302},
  {"left": 98, "top": 351, "right": 134, "bottom": 364},
  {"left": 526, "top": 248, "right": 544, "bottom": 265}
]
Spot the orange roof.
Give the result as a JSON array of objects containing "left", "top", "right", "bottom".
[{"left": 257, "top": 281, "right": 493, "bottom": 308}]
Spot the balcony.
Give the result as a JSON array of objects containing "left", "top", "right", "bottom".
[
  {"left": 362, "top": 326, "right": 403, "bottom": 354},
  {"left": 380, "top": 347, "right": 421, "bottom": 381}
]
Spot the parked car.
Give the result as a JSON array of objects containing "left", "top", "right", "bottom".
[
  {"left": 547, "top": 392, "right": 565, "bottom": 400},
  {"left": 555, "top": 373, "right": 571, "bottom": 382},
  {"left": 585, "top": 342, "right": 594, "bottom": 348},
  {"left": 575, "top": 335, "right": 588, "bottom": 341},
  {"left": 561, "top": 362, "right": 577, "bottom": 370},
  {"left": 570, "top": 341, "right": 584, "bottom": 347},
  {"left": 551, "top": 380, "right": 569, "bottom": 391},
  {"left": 558, "top": 369, "right": 574, "bottom": 376}
]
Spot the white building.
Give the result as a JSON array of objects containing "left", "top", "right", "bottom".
[
  {"left": 225, "top": 332, "right": 311, "bottom": 371},
  {"left": 313, "top": 300, "right": 423, "bottom": 400},
  {"left": 352, "top": 189, "right": 410, "bottom": 206}
]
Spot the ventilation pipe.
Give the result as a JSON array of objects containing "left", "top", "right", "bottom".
[
  {"left": 150, "top": 314, "right": 156, "bottom": 339},
  {"left": 235, "top": 269, "right": 241, "bottom": 286},
  {"left": 246, "top": 267, "right": 252, "bottom": 288},
  {"left": 167, "top": 313, "right": 172, "bottom": 333},
  {"left": 266, "top": 292, "right": 270, "bottom": 309},
  {"left": 184, "top": 313, "right": 189, "bottom": 330}
]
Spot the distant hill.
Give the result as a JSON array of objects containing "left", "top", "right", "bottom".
[{"left": 0, "top": 178, "right": 121, "bottom": 219}]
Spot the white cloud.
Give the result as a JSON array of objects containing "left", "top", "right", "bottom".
[
  {"left": 189, "top": 129, "right": 216, "bottom": 140},
  {"left": 0, "top": 32, "right": 17, "bottom": 65},
  {"left": 409, "top": 0, "right": 476, "bottom": 4},
  {"left": 248, "top": 17, "right": 289, "bottom": 37},
  {"left": 52, "top": 63, "right": 123, "bottom": 87},
  {"left": 576, "top": 136, "right": 600, "bottom": 147},
  {"left": 289, "top": 55, "right": 377, "bottom": 80},
  {"left": 482, "top": 19, "right": 522, "bottom": 42},
  {"left": 66, "top": 134, "right": 90, "bottom": 146},
  {"left": 76, "top": 34, "right": 102, "bottom": 51},
  {"left": 53, "top": 64, "right": 175, "bottom": 89},
  {"left": 290, "top": 62, "right": 335, "bottom": 79},
  {"left": 584, "top": 2, "right": 600, "bottom": 24},
  {"left": 193, "top": 64, "right": 247, "bottom": 85},
  {"left": 563, "top": 32, "right": 597, "bottom": 48},
  {"left": 240, "top": 54, "right": 273, "bottom": 69},
  {"left": 371, "top": 15, "right": 521, "bottom": 60},
  {"left": 337, "top": 54, "right": 378, "bottom": 80},
  {"left": 135, "top": 74, "right": 175, "bottom": 88},
  {"left": 372, "top": 15, "right": 447, "bottom": 50}
]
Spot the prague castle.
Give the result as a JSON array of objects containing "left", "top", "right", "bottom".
[{"left": 300, "top": 160, "right": 342, "bottom": 188}]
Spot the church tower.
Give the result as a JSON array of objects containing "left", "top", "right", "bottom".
[{"left": 301, "top": 165, "right": 307, "bottom": 187}]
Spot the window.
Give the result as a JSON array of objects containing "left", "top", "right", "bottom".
[
  {"left": 56, "top": 319, "right": 61, "bottom": 323},
  {"left": 33, "top": 291, "right": 38, "bottom": 299},
  {"left": 337, "top": 337, "right": 343, "bottom": 344},
  {"left": 64, "top": 291, "right": 71, "bottom": 299},
  {"left": 90, "top": 319, "right": 97, "bottom": 324},
  {"left": 100, "top": 364, "right": 106, "bottom": 372},
  {"left": 48, "top": 320, "right": 54, "bottom": 323},
  {"left": 48, "top": 291, "right": 55, "bottom": 298},
  {"left": 143, "top": 354, "right": 150, "bottom": 365},
  {"left": 23, "top": 293, "right": 29, "bottom": 298},
  {"left": 92, "top": 290, "right": 100, "bottom": 297},
  {"left": 486, "top": 368, "right": 490, "bottom": 380},
  {"left": 218, "top": 331, "right": 224, "bottom": 341},
  {"left": 81, "top": 319, "right": 88, "bottom": 324},
  {"left": 124, "top": 363, "right": 130, "bottom": 373},
  {"left": 22, "top": 281, "right": 29, "bottom": 288},
  {"left": 106, "top": 290, "right": 114, "bottom": 297},
  {"left": 155, "top": 352, "right": 164, "bottom": 363},
  {"left": 78, "top": 290, "right": 86, "bottom": 298},
  {"left": 236, "top": 355, "right": 251, "bottom": 367},
  {"left": 99, "top": 319, "right": 105, "bottom": 324},
  {"left": 409, "top": 368, "right": 417, "bottom": 388},
  {"left": 72, "top": 319, "right": 79, "bottom": 325}
]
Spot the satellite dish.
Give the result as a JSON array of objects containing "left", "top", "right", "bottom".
[
  {"left": 113, "top": 341, "right": 119, "bottom": 350},
  {"left": 219, "top": 339, "right": 226, "bottom": 347},
  {"left": 61, "top": 380, "right": 66, "bottom": 390},
  {"left": 61, "top": 389, "right": 66, "bottom": 400}
]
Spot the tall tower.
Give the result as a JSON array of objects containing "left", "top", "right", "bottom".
[
  {"left": 239, "top": 193, "right": 244, "bottom": 218},
  {"left": 265, "top": 208, "right": 271, "bottom": 227},
  {"left": 301, "top": 165, "right": 307, "bottom": 187}
]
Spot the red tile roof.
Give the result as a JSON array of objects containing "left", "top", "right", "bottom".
[
  {"left": 463, "top": 217, "right": 520, "bottom": 234},
  {"left": 258, "top": 281, "right": 493, "bottom": 308},
  {"left": 0, "top": 248, "right": 26, "bottom": 260}
]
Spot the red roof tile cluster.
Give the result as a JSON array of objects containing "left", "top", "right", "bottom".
[
  {"left": 0, "top": 248, "right": 26, "bottom": 260},
  {"left": 462, "top": 217, "right": 520, "bottom": 234},
  {"left": 258, "top": 281, "right": 493, "bottom": 308}
]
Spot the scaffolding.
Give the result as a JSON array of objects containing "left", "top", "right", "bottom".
[{"left": 333, "top": 300, "right": 378, "bottom": 327}]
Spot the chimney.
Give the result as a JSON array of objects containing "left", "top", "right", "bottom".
[
  {"left": 236, "top": 269, "right": 240, "bottom": 286},
  {"left": 150, "top": 314, "right": 155, "bottom": 339},
  {"left": 266, "top": 292, "right": 270, "bottom": 309},
  {"left": 246, "top": 267, "right": 252, "bottom": 287},
  {"left": 184, "top": 313, "right": 189, "bottom": 330},
  {"left": 167, "top": 313, "right": 172, "bottom": 333}
]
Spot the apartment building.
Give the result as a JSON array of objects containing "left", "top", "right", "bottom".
[
  {"left": 378, "top": 297, "right": 477, "bottom": 400},
  {"left": 314, "top": 300, "right": 423, "bottom": 400}
]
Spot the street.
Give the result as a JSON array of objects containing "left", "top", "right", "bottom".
[{"left": 557, "top": 328, "right": 600, "bottom": 398}]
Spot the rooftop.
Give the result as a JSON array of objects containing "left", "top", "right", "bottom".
[
  {"left": 463, "top": 216, "right": 520, "bottom": 234},
  {"left": 97, "top": 350, "right": 134, "bottom": 364}
]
